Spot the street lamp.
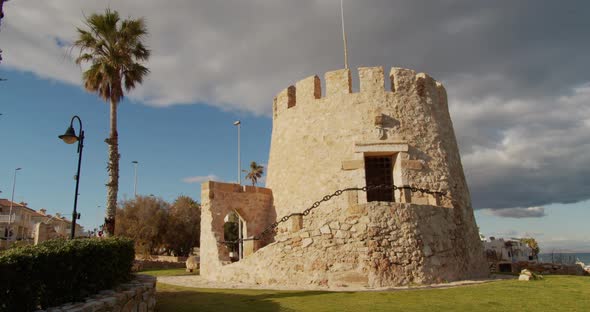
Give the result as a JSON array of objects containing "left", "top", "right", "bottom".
[
  {"left": 131, "top": 161, "right": 138, "bottom": 197},
  {"left": 59, "top": 115, "right": 84, "bottom": 240},
  {"left": 233, "top": 120, "right": 241, "bottom": 185},
  {"left": 8, "top": 167, "right": 22, "bottom": 241}
]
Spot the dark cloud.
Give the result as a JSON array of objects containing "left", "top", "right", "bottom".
[
  {"left": 487, "top": 207, "right": 547, "bottom": 219},
  {"left": 2, "top": 0, "right": 590, "bottom": 211}
]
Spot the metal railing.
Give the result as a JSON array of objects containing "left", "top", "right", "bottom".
[{"left": 0, "top": 214, "right": 18, "bottom": 223}]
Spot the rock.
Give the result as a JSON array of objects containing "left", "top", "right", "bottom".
[
  {"left": 518, "top": 274, "right": 531, "bottom": 281},
  {"left": 320, "top": 225, "right": 331, "bottom": 234},
  {"left": 185, "top": 256, "right": 199, "bottom": 273},
  {"left": 302, "top": 238, "right": 314, "bottom": 248},
  {"left": 519, "top": 269, "right": 542, "bottom": 281}
]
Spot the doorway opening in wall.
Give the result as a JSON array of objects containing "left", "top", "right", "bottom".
[
  {"left": 223, "top": 211, "right": 244, "bottom": 262},
  {"left": 364, "top": 155, "right": 394, "bottom": 202}
]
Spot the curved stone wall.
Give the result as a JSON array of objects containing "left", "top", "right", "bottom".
[{"left": 209, "top": 202, "right": 488, "bottom": 288}]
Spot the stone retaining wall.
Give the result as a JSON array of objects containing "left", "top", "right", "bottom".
[
  {"left": 38, "top": 274, "right": 156, "bottom": 312},
  {"left": 512, "top": 262, "right": 587, "bottom": 276}
]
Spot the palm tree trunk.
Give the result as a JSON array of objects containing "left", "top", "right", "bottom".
[{"left": 105, "top": 99, "right": 120, "bottom": 235}]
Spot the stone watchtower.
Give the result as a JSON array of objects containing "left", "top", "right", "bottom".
[{"left": 200, "top": 66, "right": 488, "bottom": 288}]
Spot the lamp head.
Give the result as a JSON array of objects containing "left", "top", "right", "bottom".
[
  {"left": 132, "top": 161, "right": 138, "bottom": 164},
  {"left": 59, "top": 126, "right": 78, "bottom": 144},
  {"left": 233, "top": 120, "right": 241, "bottom": 126}
]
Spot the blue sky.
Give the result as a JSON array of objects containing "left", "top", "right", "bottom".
[
  {"left": 0, "top": 70, "right": 271, "bottom": 231},
  {"left": 1, "top": 1, "right": 589, "bottom": 252}
]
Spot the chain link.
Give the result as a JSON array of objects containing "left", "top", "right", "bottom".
[{"left": 219, "top": 184, "right": 447, "bottom": 245}]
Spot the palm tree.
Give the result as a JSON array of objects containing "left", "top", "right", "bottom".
[
  {"left": 73, "top": 9, "right": 150, "bottom": 235},
  {"left": 243, "top": 162, "right": 264, "bottom": 186}
]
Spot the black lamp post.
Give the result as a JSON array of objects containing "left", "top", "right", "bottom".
[{"left": 59, "top": 115, "right": 84, "bottom": 240}]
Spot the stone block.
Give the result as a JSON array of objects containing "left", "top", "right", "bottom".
[
  {"left": 291, "top": 214, "right": 303, "bottom": 232},
  {"left": 390, "top": 67, "right": 417, "bottom": 94},
  {"left": 346, "top": 204, "right": 366, "bottom": 215},
  {"left": 354, "top": 142, "right": 409, "bottom": 153},
  {"left": 402, "top": 160, "right": 424, "bottom": 170},
  {"left": 341, "top": 160, "right": 364, "bottom": 170},
  {"left": 296, "top": 75, "right": 321, "bottom": 101},
  {"left": 320, "top": 225, "right": 331, "bottom": 234},
  {"left": 359, "top": 66, "right": 385, "bottom": 93},
  {"left": 325, "top": 69, "right": 352, "bottom": 96},
  {"left": 243, "top": 240, "right": 255, "bottom": 257}
]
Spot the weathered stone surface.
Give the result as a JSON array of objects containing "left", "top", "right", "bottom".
[
  {"left": 341, "top": 160, "right": 364, "bottom": 170},
  {"left": 402, "top": 160, "right": 424, "bottom": 170}
]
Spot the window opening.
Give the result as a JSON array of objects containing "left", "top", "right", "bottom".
[{"left": 364, "top": 155, "right": 394, "bottom": 202}]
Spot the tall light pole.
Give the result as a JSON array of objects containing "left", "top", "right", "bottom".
[
  {"left": 233, "top": 120, "right": 241, "bottom": 185},
  {"left": 132, "top": 161, "right": 138, "bottom": 197},
  {"left": 59, "top": 115, "right": 85, "bottom": 240},
  {"left": 8, "top": 167, "right": 22, "bottom": 241}
]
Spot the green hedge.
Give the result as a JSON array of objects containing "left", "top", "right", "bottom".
[{"left": 0, "top": 237, "right": 134, "bottom": 312}]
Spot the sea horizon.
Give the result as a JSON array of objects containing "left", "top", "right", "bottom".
[{"left": 538, "top": 252, "right": 590, "bottom": 265}]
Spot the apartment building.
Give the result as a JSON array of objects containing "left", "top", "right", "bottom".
[{"left": 0, "top": 199, "right": 37, "bottom": 242}]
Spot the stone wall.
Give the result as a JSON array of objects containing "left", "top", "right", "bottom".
[
  {"left": 38, "top": 275, "right": 156, "bottom": 312},
  {"left": 200, "top": 181, "right": 274, "bottom": 280},
  {"left": 205, "top": 202, "right": 488, "bottom": 288}
]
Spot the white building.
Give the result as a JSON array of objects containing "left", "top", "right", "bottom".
[{"left": 483, "top": 237, "right": 535, "bottom": 263}]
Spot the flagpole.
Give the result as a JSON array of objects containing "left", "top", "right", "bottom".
[{"left": 341, "top": 0, "right": 349, "bottom": 69}]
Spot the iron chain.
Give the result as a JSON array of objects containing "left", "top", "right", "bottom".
[{"left": 220, "top": 184, "right": 447, "bottom": 245}]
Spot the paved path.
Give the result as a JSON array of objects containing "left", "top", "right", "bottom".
[{"left": 157, "top": 274, "right": 514, "bottom": 292}]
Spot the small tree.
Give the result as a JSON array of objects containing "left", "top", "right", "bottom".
[
  {"left": 116, "top": 195, "right": 168, "bottom": 255},
  {"left": 243, "top": 161, "right": 264, "bottom": 186},
  {"left": 521, "top": 237, "right": 540, "bottom": 260},
  {"left": 163, "top": 196, "right": 201, "bottom": 257}
]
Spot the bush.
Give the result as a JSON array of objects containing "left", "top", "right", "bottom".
[{"left": 0, "top": 237, "right": 134, "bottom": 312}]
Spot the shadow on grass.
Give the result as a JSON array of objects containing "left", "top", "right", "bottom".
[{"left": 157, "top": 286, "right": 332, "bottom": 312}]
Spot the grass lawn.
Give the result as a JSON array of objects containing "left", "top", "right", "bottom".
[
  {"left": 139, "top": 268, "right": 198, "bottom": 277},
  {"left": 155, "top": 275, "right": 590, "bottom": 312}
]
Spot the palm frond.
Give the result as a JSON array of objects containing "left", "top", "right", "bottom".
[{"left": 73, "top": 9, "right": 150, "bottom": 103}]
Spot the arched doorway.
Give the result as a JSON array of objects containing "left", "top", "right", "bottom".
[{"left": 223, "top": 211, "right": 245, "bottom": 261}]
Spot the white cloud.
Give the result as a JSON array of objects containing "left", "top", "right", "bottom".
[
  {"left": 182, "top": 174, "right": 220, "bottom": 184},
  {"left": 2, "top": 1, "right": 590, "bottom": 213}
]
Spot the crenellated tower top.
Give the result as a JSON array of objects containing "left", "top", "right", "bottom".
[{"left": 272, "top": 66, "right": 446, "bottom": 119}]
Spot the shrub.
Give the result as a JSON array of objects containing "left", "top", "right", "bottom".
[{"left": 0, "top": 237, "right": 134, "bottom": 312}]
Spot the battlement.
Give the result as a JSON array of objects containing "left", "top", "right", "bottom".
[
  {"left": 201, "top": 181, "right": 273, "bottom": 197},
  {"left": 272, "top": 66, "right": 446, "bottom": 118}
]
